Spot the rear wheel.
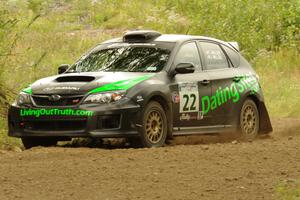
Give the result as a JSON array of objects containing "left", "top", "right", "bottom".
[
  {"left": 21, "top": 137, "right": 57, "bottom": 149},
  {"left": 239, "top": 99, "right": 259, "bottom": 141},
  {"left": 139, "top": 101, "right": 167, "bottom": 148}
]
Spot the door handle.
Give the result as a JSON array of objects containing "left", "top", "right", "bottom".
[
  {"left": 233, "top": 76, "right": 242, "bottom": 82},
  {"left": 200, "top": 80, "right": 210, "bottom": 85}
]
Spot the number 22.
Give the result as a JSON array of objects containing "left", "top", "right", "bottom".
[{"left": 183, "top": 94, "right": 196, "bottom": 111}]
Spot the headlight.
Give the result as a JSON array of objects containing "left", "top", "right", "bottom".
[
  {"left": 16, "top": 92, "right": 31, "bottom": 106},
  {"left": 83, "top": 91, "right": 126, "bottom": 104}
]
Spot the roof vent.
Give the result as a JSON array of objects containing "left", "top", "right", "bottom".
[{"left": 123, "top": 30, "right": 161, "bottom": 42}]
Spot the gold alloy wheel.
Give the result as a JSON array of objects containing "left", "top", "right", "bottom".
[
  {"left": 241, "top": 105, "right": 257, "bottom": 135},
  {"left": 145, "top": 110, "right": 163, "bottom": 143}
]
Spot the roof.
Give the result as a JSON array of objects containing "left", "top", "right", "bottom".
[{"left": 101, "top": 30, "right": 239, "bottom": 51}]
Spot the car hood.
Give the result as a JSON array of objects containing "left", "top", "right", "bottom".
[{"left": 25, "top": 72, "right": 154, "bottom": 95}]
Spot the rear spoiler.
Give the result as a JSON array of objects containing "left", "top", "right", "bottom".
[{"left": 227, "top": 41, "right": 239, "bottom": 52}]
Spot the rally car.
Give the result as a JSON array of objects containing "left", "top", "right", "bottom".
[{"left": 8, "top": 30, "right": 272, "bottom": 149}]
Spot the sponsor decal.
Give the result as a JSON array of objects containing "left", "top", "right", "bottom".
[
  {"left": 201, "top": 74, "right": 259, "bottom": 115},
  {"left": 177, "top": 74, "right": 259, "bottom": 117},
  {"left": 136, "top": 95, "right": 144, "bottom": 102},
  {"left": 180, "top": 112, "right": 203, "bottom": 121},
  {"left": 197, "top": 111, "right": 204, "bottom": 120},
  {"left": 179, "top": 82, "right": 199, "bottom": 113},
  {"left": 180, "top": 113, "right": 192, "bottom": 121},
  {"left": 171, "top": 92, "right": 180, "bottom": 103},
  {"left": 43, "top": 86, "right": 80, "bottom": 92},
  {"left": 20, "top": 108, "right": 94, "bottom": 118}
]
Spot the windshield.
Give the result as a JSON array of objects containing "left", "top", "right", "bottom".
[{"left": 71, "top": 46, "right": 171, "bottom": 73}]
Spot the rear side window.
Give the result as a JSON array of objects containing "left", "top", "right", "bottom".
[
  {"left": 221, "top": 45, "right": 240, "bottom": 67},
  {"left": 199, "top": 42, "right": 229, "bottom": 70},
  {"left": 174, "top": 42, "right": 201, "bottom": 69}
]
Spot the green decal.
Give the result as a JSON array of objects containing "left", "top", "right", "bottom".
[
  {"left": 22, "top": 87, "right": 32, "bottom": 94},
  {"left": 20, "top": 108, "right": 94, "bottom": 117},
  {"left": 201, "top": 74, "right": 260, "bottom": 115},
  {"left": 89, "top": 74, "right": 154, "bottom": 94},
  {"left": 201, "top": 95, "right": 210, "bottom": 115}
]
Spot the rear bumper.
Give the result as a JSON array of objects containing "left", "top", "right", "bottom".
[{"left": 8, "top": 100, "right": 141, "bottom": 138}]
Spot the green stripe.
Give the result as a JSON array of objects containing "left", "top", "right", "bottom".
[
  {"left": 22, "top": 87, "right": 32, "bottom": 94},
  {"left": 89, "top": 74, "right": 153, "bottom": 94}
]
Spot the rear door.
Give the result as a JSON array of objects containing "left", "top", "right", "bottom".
[
  {"left": 197, "top": 41, "right": 239, "bottom": 125},
  {"left": 170, "top": 42, "right": 212, "bottom": 128}
]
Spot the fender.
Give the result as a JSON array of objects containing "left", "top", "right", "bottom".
[{"left": 128, "top": 81, "right": 173, "bottom": 138}]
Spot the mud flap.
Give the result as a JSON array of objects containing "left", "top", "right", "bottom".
[{"left": 258, "top": 102, "right": 273, "bottom": 134}]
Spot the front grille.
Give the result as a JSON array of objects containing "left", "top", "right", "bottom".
[
  {"left": 22, "top": 120, "right": 86, "bottom": 131},
  {"left": 32, "top": 95, "right": 84, "bottom": 107}
]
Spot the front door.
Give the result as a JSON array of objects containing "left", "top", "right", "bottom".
[{"left": 170, "top": 42, "right": 212, "bottom": 127}]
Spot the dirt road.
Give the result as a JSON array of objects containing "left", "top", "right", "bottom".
[{"left": 0, "top": 118, "right": 299, "bottom": 200}]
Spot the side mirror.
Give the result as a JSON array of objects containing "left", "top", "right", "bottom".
[
  {"left": 174, "top": 63, "right": 195, "bottom": 74},
  {"left": 58, "top": 64, "right": 70, "bottom": 74}
]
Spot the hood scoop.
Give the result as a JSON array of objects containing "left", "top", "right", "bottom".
[{"left": 56, "top": 76, "right": 95, "bottom": 82}]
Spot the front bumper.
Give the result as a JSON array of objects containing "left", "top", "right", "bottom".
[{"left": 8, "top": 99, "right": 141, "bottom": 138}]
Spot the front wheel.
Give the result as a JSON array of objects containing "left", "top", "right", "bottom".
[
  {"left": 22, "top": 137, "right": 58, "bottom": 149},
  {"left": 139, "top": 101, "right": 167, "bottom": 148},
  {"left": 239, "top": 99, "right": 259, "bottom": 141}
]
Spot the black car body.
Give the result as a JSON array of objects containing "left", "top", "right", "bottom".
[{"left": 8, "top": 30, "right": 272, "bottom": 148}]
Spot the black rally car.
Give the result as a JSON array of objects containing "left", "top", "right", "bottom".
[{"left": 8, "top": 30, "right": 272, "bottom": 148}]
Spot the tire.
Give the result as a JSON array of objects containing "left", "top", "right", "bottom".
[
  {"left": 139, "top": 101, "right": 167, "bottom": 148},
  {"left": 239, "top": 99, "right": 259, "bottom": 141},
  {"left": 21, "top": 137, "right": 58, "bottom": 149}
]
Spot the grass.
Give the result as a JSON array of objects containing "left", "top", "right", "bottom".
[
  {"left": 276, "top": 179, "right": 300, "bottom": 200},
  {"left": 254, "top": 48, "right": 300, "bottom": 118}
]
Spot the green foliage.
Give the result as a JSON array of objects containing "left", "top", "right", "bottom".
[
  {"left": 0, "top": 1, "right": 19, "bottom": 111},
  {"left": 86, "top": 0, "right": 300, "bottom": 59},
  {"left": 0, "top": 116, "right": 20, "bottom": 149},
  {"left": 276, "top": 180, "right": 300, "bottom": 200},
  {"left": 28, "top": 0, "right": 44, "bottom": 14}
]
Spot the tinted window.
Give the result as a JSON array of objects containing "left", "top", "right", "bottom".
[
  {"left": 199, "top": 42, "right": 229, "bottom": 70},
  {"left": 71, "top": 46, "right": 170, "bottom": 72},
  {"left": 222, "top": 45, "right": 240, "bottom": 67},
  {"left": 174, "top": 42, "right": 201, "bottom": 69}
]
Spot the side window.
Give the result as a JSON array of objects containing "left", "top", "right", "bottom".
[
  {"left": 222, "top": 45, "right": 240, "bottom": 67},
  {"left": 174, "top": 42, "right": 201, "bottom": 69},
  {"left": 199, "top": 42, "right": 229, "bottom": 70}
]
